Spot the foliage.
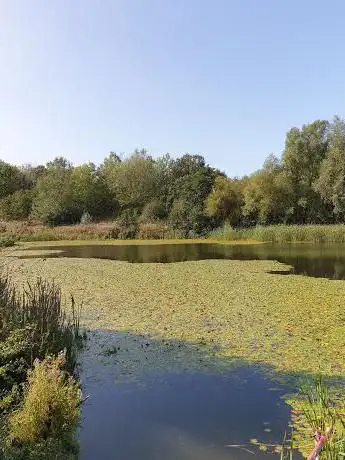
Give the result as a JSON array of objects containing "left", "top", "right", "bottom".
[
  {"left": 102, "top": 150, "right": 156, "bottom": 210},
  {"left": 243, "top": 154, "right": 289, "bottom": 224},
  {"left": 0, "top": 190, "right": 33, "bottom": 221},
  {"left": 116, "top": 209, "right": 139, "bottom": 239},
  {"left": 283, "top": 378, "right": 345, "bottom": 459},
  {"left": 3, "top": 115, "right": 345, "bottom": 232},
  {"left": 139, "top": 200, "right": 166, "bottom": 223},
  {"left": 0, "top": 162, "right": 25, "bottom": 200},
  {"left": 315, "top": 117, "right": 345, "bottom": 216},
  {"left": 205, "top": 176, "right": 245, "bottom": 226},
  {"left": 0, "top": 275, "right": 82, "bottom": 459},
  {"left": 6, "top": 353, "right": 81, "bottom": 459},
  {"left": 0, "top": 236, "right": 16, "bottom": 247},
  {"left": 30, "top": 164, "right": 75, "bottom": 225}
]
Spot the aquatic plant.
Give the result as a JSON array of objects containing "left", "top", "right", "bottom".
[{"left": 282, "top": 378, "right": 345, "bottom": 459}]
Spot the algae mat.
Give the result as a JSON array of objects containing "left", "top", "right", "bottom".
[{"left": 4, "top": 255, "right": 345, "bottom": 380}]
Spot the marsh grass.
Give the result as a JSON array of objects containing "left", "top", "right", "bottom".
[
  {"left": 0, "top": 275, "right": 82, "bottom": 458},
  {"left": 282, "top": 378, "right": 345, "bottom": 459},
  {"left": 210, "top": 223, "right": 345, "bottom": 243},
  {"left": 0, "top": 220, "right": 181, "bottom": 242}
]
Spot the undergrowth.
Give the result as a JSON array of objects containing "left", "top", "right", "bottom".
[{"left": 0, "top": 275, "right": 83, "bottom": 459}]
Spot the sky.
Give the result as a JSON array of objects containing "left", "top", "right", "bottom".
[{"left": 1, "top": 0, "right": 345, "bottom": 177}]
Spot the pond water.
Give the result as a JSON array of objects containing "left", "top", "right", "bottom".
[
  {"left": 18, "top": 241, "right": 345, "bottom": 279},
  {"left": 16, "top": 241, "right": 337, "bottom": 458},
  {"left": 79, "top": 331, "right": 294, "bottom": 460}
]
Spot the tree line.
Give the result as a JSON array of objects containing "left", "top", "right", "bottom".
[{"left": 1, "top": 116, "right": 345, "bottom": 236}]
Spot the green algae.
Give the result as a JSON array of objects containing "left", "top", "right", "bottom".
[{"left": 3, "top": 253, "right": 345, "bottom": 378}]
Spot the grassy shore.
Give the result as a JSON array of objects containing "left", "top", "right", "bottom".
[
  {"left": 210, "top": 223, "right": 345, "bottom": 243},
  {"left": 0, "top": 276, "right": 82, "bottom": 459}
]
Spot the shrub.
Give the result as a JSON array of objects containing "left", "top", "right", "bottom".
[
  {"left": 9, "top": 353, "right": 81, "bottom": 442},
  {"left": 7, "top": 353, "right": 81, "bottom": 458},
  {"left": 139, "top": 200, "right": 166, "bottom": 223},
  {"left": 0, "top": 190, "right": 33, "bottom": 221},
  {"left": 0, "top": 236, "right": 16, "bottom": 247},
  {"left": 116, "top": 209, "right": 139, "bottom": 239}
]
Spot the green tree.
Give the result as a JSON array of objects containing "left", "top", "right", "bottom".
[
  {"left": 314, "top": 117, "right": 345, "bottom": 217},
  {"left": 243, "top": 154, "right": 287, "bottom": 224},
  {"left": 205, "top": 176, "right": 245, "bottom": 226},
  {"left": 70, "top": 163, "right": 115, "bottom": 219},
  {"left": 102, "top": 150, "right": 156, "bottom": 210},
  {"left": 0, "top": 161, "right": 25, "bottom": 199},
  {"left": 167, "top": 155, "right": 216, "bottom": 235},
  {"left": 0, "top": 189, "right": 33, "bottom": 220},
  {"left": 31, "top": 159, "right": 75, "bottom": 225},
  {"left": 281, "top": 120, "right": 330, "bottom": 222}
]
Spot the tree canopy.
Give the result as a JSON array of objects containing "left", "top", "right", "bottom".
[{"left": 2, "top": 115, "right": 345, "bottom": 235}]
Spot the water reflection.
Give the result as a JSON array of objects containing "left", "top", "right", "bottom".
[
  {"left": 18, "top": 242, "right": 345, "bottom": 279},
  {"left": 79, "top": 331, "right": 292, "bottom": 460}
]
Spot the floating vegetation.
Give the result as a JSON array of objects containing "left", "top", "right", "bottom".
[{"left": 3, "top": 250, "right": 345, "bottom": 455}]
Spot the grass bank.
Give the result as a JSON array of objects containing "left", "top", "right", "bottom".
[
  {"left": 210, "top": 223, "right": 345, "bottom": 243},
  {"left": 0, "top": 276, "right": 82, "bottom": 459}
]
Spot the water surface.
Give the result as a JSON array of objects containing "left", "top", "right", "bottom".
[
  {"left": 18, "top": 241, "right": 345, "bottom": 279},
  {"left": 79, "top": 331, "right": 294, "bottom": 460}
]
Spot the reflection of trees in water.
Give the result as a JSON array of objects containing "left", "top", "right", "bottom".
[{"left": 20, "top": 243, "right": 345, "bottom": 279}]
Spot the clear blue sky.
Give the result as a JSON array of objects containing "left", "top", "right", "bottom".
[{"left": 1, "top": 0, "right": 345, "bottom": 177}]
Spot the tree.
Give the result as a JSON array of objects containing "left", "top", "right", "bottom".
[
  {"left": 20, "top": 164, "right": 46, "bottom": 189},
  {"left": 30, "top": 166, "right": 75, "bottom": 225},
  {"left": 281, "top": 120, "right": 330, "bottom": 223},
  {"left": 0, "top": 189, "right": 33, "bottom": 220},
  {"left": 314, "top": 117, "right": 345, "bottom": 217},
  {"left": 102, "top": 150, "right": 156, "bottom": 210},
  {"left": 69, "top": 163, "right": 115, "bottom": 219},
  {"left": 205, "top": 176, "right": 245, "bottom": 227},
  {"left": 0, "top": 161, "right": 25, "bottom": 199},
  {"left": 167, "top": 155, "right": 217, "bottom": 235},
  {"left": 243, "top": 154, "right": 287, "bottom": 224}
]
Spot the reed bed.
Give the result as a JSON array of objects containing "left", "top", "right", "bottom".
[{"left": 210, "top": 224, "right": 345, "bottom": 244}]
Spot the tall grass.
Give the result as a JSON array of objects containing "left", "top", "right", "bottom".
[
  {"left": 0, "top": 277, "right": 81, "bottom": 374},
  {"left": 281, "top": 378, "right": 345, "bottom": 459},
  {"left": 209, "top": 223, "right": 345, "bottom": 244},
  {"left": 0, "top": 220, "right": 181, "bottom": 242},
  {"left": 0, "top": 275, "right": 83, "bottom": 458}
]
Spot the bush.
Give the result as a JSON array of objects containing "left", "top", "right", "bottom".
[
  {"left": 139, "top": 200, "right": 166, "bottom": 223},
  {"left": 0, "top": 190, "right": 33, "bottom": 221},
  {"left": 0, "top": 236, "right": 16, "bottom": 247},
  {"left": 8, "top": 353, "right": 81, "bottom": 449},
  {"left": 116, "top": 209, "right": 139, "bottom": 239}
]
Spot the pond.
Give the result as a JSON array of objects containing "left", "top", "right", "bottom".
[
  {"left": 13, "top": 241, "right": 339, "bottom": 458},
  {"left": 79, "top": 331, "right": 295, "bottom": 460},
  {"left": 18, "top": 241, "right": 345, "bottom": 279}
]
